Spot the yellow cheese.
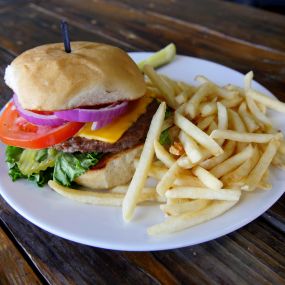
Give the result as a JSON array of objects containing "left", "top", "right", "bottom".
[{"left": 76, "top": 96, "right": 153, "bottom": 143}]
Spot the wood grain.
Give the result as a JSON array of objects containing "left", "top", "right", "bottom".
[
  {"left": 1, "top": 197, "right": 285, "bottom": 285},
  {"left": 0, "top": 3, "right": 136, "bottom": 56},
  {"left": 0, "top": 47, "right": 14, "bottom": 105},
  {"left": 0, "top": 225, "right": 42, "bottom": 285},
  {"left": 0, "top": 0, "right": 284, "bottom": 284}
]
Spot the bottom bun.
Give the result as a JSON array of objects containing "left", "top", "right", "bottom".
[{"left": 75, "top": 145, "right": 143, "bottom": 189}]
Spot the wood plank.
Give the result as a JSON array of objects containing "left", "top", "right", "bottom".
[
  {"left": 0, "top": 225, "right": 42, "bottom": 285},
  {"left": 114, "top": 0, "right": 285, "bottom": 52},
  {"left": 0, "top": 47, "right": 14, "bottom": 105},
  {"left": 122, "top": 252, "right": 179, "bottom": 284},
  {"left": 152, "top": 221, "right": 285, "bottom": 285},
  {"left": 32, "top": 0, "right": 285, "bottom": 99},
  {"left": 263, "top": 195, "right": 285, "bottom": 233},
  {"left": 0, "top": 3, "right": 136, "bottom": 57},
  {"left": 1, "top": 196, "right": 285, "bottom": 285},
  {"left": 229, "top": 229, "right": 285, "bottom": 277}
]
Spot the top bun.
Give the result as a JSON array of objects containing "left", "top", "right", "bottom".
[{"left": 4, "top": 42, "right": 146, "bottom": 111}]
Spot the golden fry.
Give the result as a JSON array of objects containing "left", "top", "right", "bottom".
[
  {"left": 122, "top": 102, "right": 166, "bottom": 221},
  {"left": 175, "top": 112, "right": 223, "bottom": 156}
]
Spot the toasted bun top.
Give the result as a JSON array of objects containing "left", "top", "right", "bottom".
[{"left": 4, "top": 42, "right": 146, "bottom": 110}]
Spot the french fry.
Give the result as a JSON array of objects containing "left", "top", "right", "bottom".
[
  {"left": 166, "top": 198, "right": 191, "bottom": 205},
  {"left": 247, "top": 89, "right": 285, "bottom": 113},
  {"left": 176, "top": 102, "right": 186, "bottom": 114},
  {"left": 111, "top": 185, "right": 166, "bottom": 203},
  {"left": 147, "top": 165, "right": 168, "bottom": 180},
  {"left": 210, "top": 129, "right": 281, "bottom": 143},
  {"left": 258, "top": 170, "right": 272, "bottom": 190},
  {"left": 174, "top": 112, "right": 223, "bottom": 156},
  {"left": 179, "top": 131, "right": 203, "bottom": 163},
  {"left": 238, "top": 102, "right": 259, "bottom": 132},
  {"left": 228, "top": 109, "right": 247, "bottom": 152},
  {"left": 200, "top": 101, "right": 217, "bottom": 117},
  {"left": 197, "top": 115, "right": 215, "bottom": 130},
  {"left": 221, "top": 146, "right": 259, "bottom": 186},
  {"left": 177, "top": 81, "right": 196, "bottom": 93},
  {"left": 160, "top": 75, "right": 182, "bottom": 95},
  {"left": 278, "top": 140, "right": 285, "bottom": 154},
  {"left": 216, "top": 102, "right": 228, "bottom": 145},
  {"left": 165, "top": 187, "right": 241, "bottom": 201},
  {"left": 258, "top": 181, "right": 272, "bottom": 190},
  {"left": 49, "top": 180, "right": 124, "bottom": 206},
  {"left": 194, "top": 75, "right": 236, "bottom": 100},
  {"left": 160, "top": 199, "right": 209, "bottom": 216},
  {"left": 176, "top": 155, "right": 193, "bottom": 169},
  {"left": 207, "top": 120, "right": 218, "bottom": 135},
  {"left": 217, "top": 102, "right": 228, "bottom": 131},
  {"left": 192, "top": 166, "right": 223, "bottom": 190},
  {"left": 122, "top": 102, "right": 166, "bottom": 221},
  {"left": 224, "top": 84, "right": 245, "bottom": 96},
  {"left": 147, "top": 200, "right": 238, "bottom": 235},
  {"left": 199, "top": 140, "right": 236, "bottom": 170},
  {"left": 174, "top": 174, "right": 205, "bottom": 187},
  {"left": 143, "top": 65, "right": 177, "bottom": 108},
  {"left": 244, "top": 72, "right": 271, "bottom": 127},
  {"left": 211, "top": 144, "right": 253, "bottom": 178},
  {"left": 220, "top": 96, "right": 243, "bottom": 108},
  {"left": 185, "top": 83, "right": 212, "bottom": 118},
  {"left": 156, "top": 162, "right": 181, "bottom": 196},
  {"left": 161, "top": 116, "right": 174, "bottom": 131},
  {"left": 272, "top": 150, "right": 285, "bottom": 170},
  {"left": 148, "top": 165, "right": 204, "bottom": 187},
  {"left": 256, "top": 101, "right": 267, "bottom": 114},
  {"left": 154, "top": 140, "right": 176, "bottom": 168},
  {"left": 246, "top": 95, "right": 272, "bottom": 127},
  {"left": 175, "top": 90, "right": 190, "bottom": 105},
  {"left": 242, "top": 139, "right": 281, "bottom": 191},
  {"left": 244, "top": 71, "right": 253, "bottom": 91}
]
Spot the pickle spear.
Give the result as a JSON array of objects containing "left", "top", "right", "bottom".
[{"left": 138, "top": 43, "right": 176, "bottom": 72}]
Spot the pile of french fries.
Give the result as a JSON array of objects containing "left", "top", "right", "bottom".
[
  {"left": 122, "top": 67, "right": 285, "bottom": 235},
  {"left": 49, "top": 55, "right": 285, "bottom": 236}
]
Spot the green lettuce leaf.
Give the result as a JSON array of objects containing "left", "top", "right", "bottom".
[
  {"left": 5, "top": 146, "right": 102, "bottom": 187},
  {"left": 53, "top": 152, "right": 103, "bottom": 187},
  {"left": 159, "top": 128, "right": 172, "bottom": 146},
  {"left": 6, "top": 146, "right": 25, "bottom": 181},
  {"left": 27, "top": 169, "right": 54, "bottom": 187},
  {"left": 164, "top": 106, "right": 173, "bottom": 120},
  {"left": 5, "top": 146, "right": 53, "bottom": 187}
]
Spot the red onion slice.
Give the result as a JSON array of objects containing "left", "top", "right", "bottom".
[
  {"left": 54, "top": 101, "right": 129, "bottom": 122},
  {"left": 13, "top": 95, "right": 66, "bottom": 127},
  {"left": 91, "top": 117, "right": 116, "bottom": 130}
]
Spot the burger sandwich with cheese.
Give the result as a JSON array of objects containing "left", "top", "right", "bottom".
[{"left": 0, "top": 42, "right": 159, "bottom": 189}]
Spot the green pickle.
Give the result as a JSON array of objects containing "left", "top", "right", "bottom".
[
  {"left": 137, "top": 43, "right": 176, "bottom": 72},
  {"left": 18, "top": 148, "right": 58, "bottom": 175}
]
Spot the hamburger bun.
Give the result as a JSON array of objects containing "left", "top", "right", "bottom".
[
  {"left": 4, "top": 42, "right": 146, "bottom": 111},
  {"left": 75, "top": 144, "right": 143, "bottom": 189}
]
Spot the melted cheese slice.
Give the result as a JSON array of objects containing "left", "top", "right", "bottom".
[{"left": 76, "top": 96, "right": 153, "bottom": 143}]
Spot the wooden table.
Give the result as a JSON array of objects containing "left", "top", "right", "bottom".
[{"left": 0, "top": 1, "right": 284, "bottom": 284}]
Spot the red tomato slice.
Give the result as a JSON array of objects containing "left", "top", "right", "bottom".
[{"left": 0, "top": 101, "right": 84, "bottom": 149}]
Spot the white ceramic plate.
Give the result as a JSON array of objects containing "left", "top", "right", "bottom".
[{"left": 0, "top": 53, "right": 284, "bottom": 251}]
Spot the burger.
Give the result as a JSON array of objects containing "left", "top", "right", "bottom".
[{"left": 0, "top": 42, "right": 159, "bottom": 189}]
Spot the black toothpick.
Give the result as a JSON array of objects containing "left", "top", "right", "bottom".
[{"left": 61, "top": 20, "right": 71, "bottom": 53}]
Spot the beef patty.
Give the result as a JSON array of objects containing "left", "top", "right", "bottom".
[{"left": 54, "top": 99, "right": 159, "bottom": 153}]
